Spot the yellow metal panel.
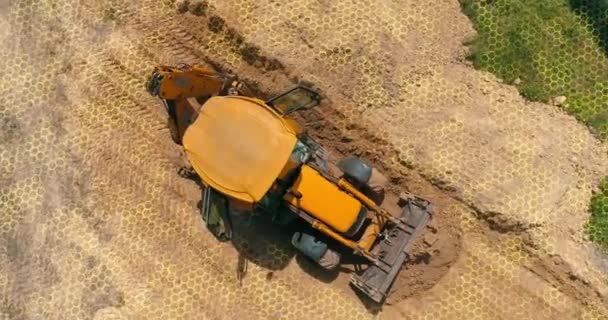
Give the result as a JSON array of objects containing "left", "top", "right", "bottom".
[
  {"left": 155, "top": 65, "right": 224, "bottom": 100},
  {"left": 284, "top": 165, "right": 361, "bottom": 233},
  {"left": 281, "top": 117, "right": 303, "bottom": 136},
  {"left": 183, "top": 96, "right": 298, "bottom": 203}
]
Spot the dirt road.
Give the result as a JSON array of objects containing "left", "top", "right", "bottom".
[{"left": 1, "top": 0, "right": 607, "bottom": 319}]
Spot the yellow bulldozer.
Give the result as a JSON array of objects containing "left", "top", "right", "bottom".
[{"left": 146, "top": 63, "right": 432, "bottom": 303}]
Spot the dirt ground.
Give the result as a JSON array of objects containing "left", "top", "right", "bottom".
[{"left": 1, "top": 0, "right": 608, "bottom": 319}]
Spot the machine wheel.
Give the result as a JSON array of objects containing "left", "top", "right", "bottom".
[
  {"left": 337, "top": 156, "right": 372, "bottom": 187},
  {"left": 167, "top": 117, "right": 181, "bottom": 145},
  {"left": 292, "top": 232, "right": 341, "bottom": 270},
  {"left": 317, "top": 248, "right": 341, "bottom": 270},
  {"left": 339, "top": 156, "right": 388, "bottom": 205}
]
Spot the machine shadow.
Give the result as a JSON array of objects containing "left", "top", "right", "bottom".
[
  {"left": 232, "top": 212, "right": 382, "bottom": 313},
  {"left": 182, "top": 167, "right": 298, "bottom": 272},
  {"left": 229, "top": 211, "right": 383, "bottom": 313},
  {"left": 191, "top": 193, "right": 378, "bottom": 311}
]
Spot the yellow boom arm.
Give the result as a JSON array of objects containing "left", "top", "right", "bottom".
[
  {"left": 146, "top": 64, "right": 252, "bottom": 143},
  {"left": 146, "top": 64, "right": 228, "bottom": 99}
]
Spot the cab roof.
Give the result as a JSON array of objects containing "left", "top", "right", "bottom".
[{"left": 182, "top": 96, "right": 298, "bottom": 203}]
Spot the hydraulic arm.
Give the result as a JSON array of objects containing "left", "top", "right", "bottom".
[{"left": 146, "top": 63, "right": 251, "bottom": 143}]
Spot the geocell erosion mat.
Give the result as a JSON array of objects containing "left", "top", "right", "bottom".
[{"left": 1, "top": 0, "right": 608, "bottom": 319}]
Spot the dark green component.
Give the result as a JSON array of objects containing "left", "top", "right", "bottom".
[
  {"left": 337, "top": 156, "right": 372, "bottom": 186},
  {"left": 291, "top": 232, "right": 328, "bottom": 262}
]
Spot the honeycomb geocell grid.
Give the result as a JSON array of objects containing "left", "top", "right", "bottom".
[{"left": 1, "top": 1, "right": 607, "bottom": 319}]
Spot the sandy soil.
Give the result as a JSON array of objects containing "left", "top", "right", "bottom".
[{"left": 1, "top": 0, "right": 607, "bottom": 319}]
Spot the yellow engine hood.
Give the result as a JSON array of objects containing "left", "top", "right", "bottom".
[
  {"left": 284, "top": 165, "right": 362, "bottom": 233},
  {"left": 182, "top": 96, "right": 298, "bottom": 203}
]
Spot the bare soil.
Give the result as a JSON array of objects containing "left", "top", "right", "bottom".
[{"left": 1, "top": 0, "right": 608, "bottom": 319}]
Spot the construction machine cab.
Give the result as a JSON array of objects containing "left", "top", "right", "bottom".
[
  {"left": 186, "top": 87, "right": 324, "bottom": 240},
  {"left": 266, "top": 86, "right": 321, "bottom": 115},
  {"left": 148, "top": 65, "right": 432, "bottom": 304}
]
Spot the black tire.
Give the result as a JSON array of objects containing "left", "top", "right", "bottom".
[
  {"left": 317, "top": 248, "right": 341, "bottom": 270},
  {"left": 338, "top": 156, "right": 372, "bottom": 187}
]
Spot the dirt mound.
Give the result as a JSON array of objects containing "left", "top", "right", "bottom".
[{"left": 387, "top": 208, "right": 461, "bottom": 304}]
